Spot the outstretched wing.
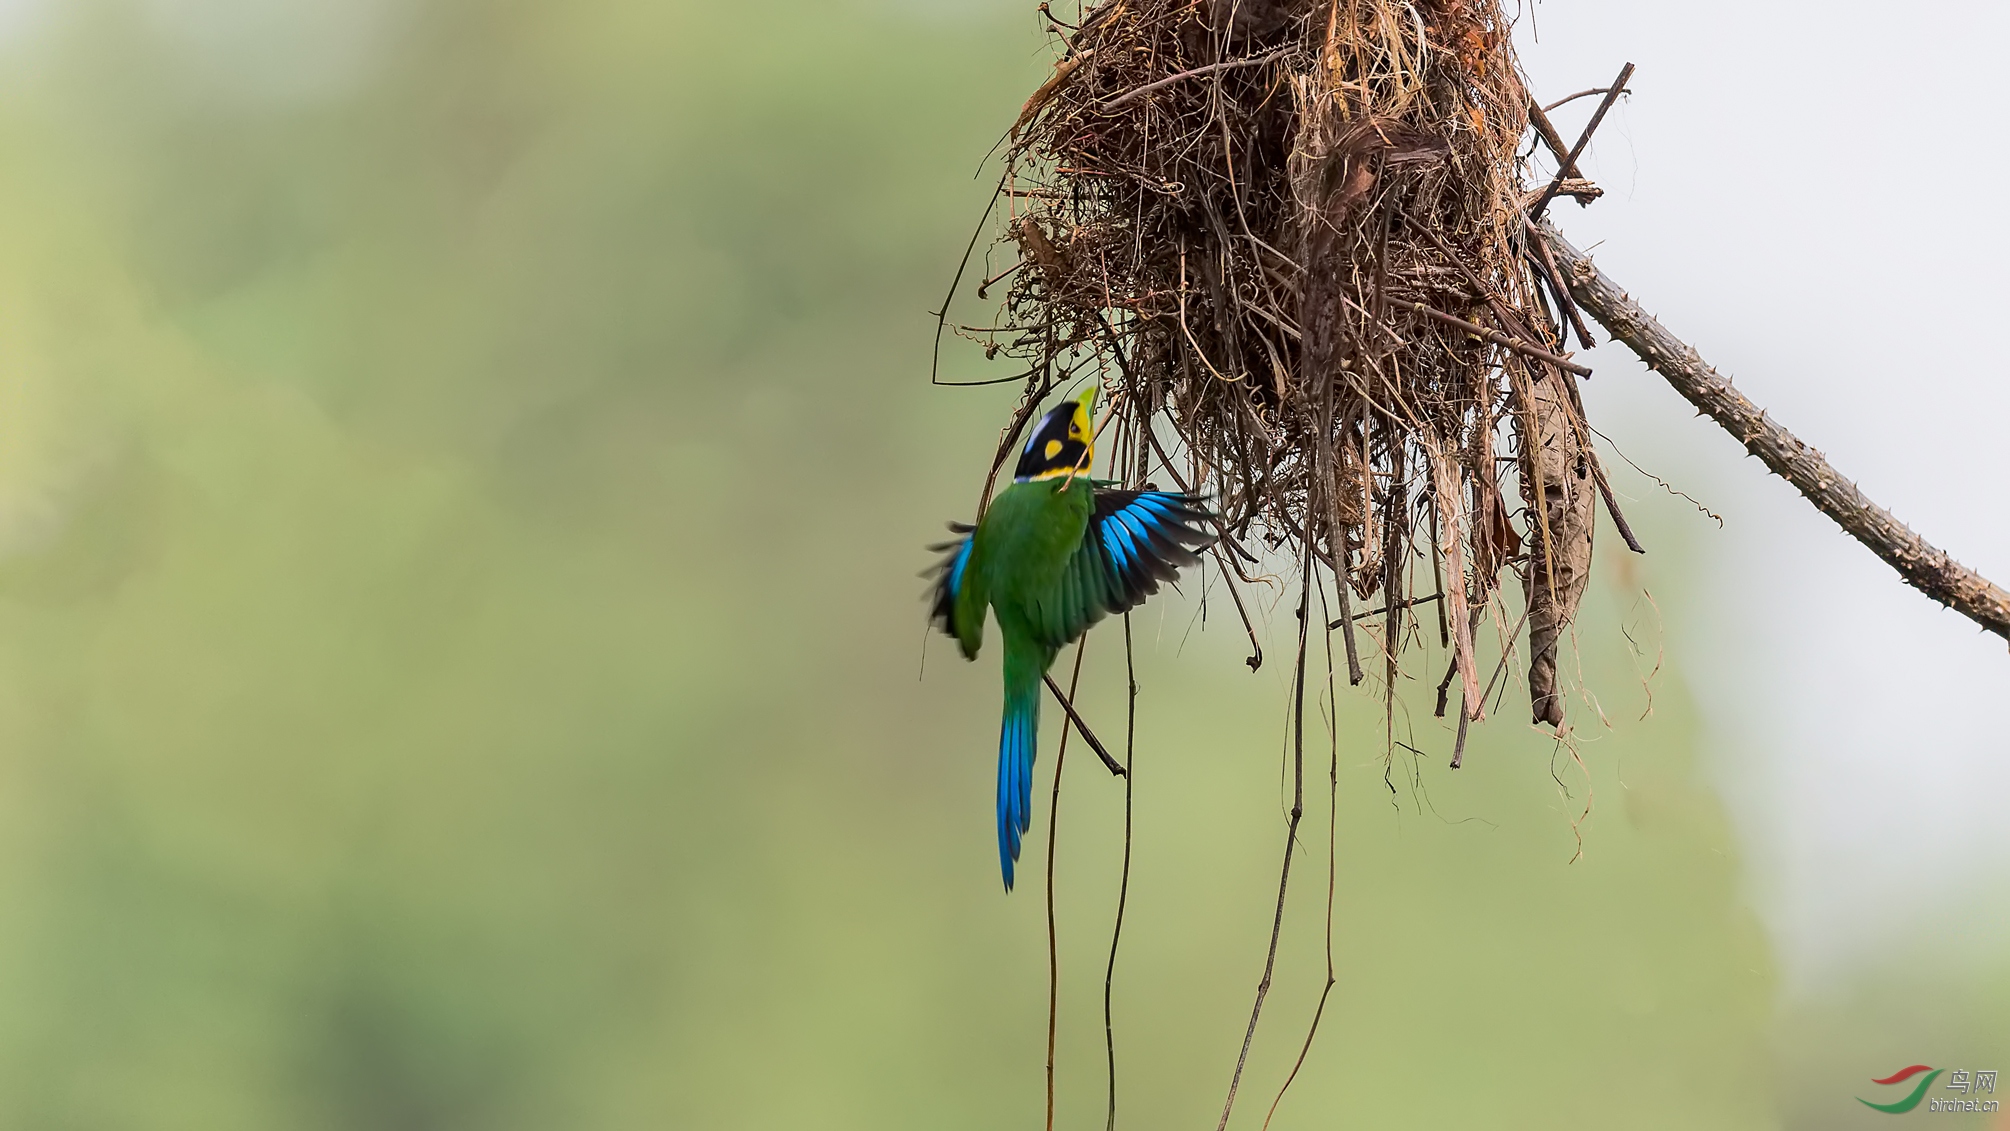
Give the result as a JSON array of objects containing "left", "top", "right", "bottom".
[
  {"left": 925, "top": 522, "right": 986, "bottom": 659},
  {"left": 1086, "top": 490, "right": 1219, "bottom": 613},
  {"left": 1026, "top": 489, "right": 1218, "bottom": 649}
]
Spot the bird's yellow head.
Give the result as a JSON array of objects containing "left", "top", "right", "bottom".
[{"left": 1013, "top": 387, "right": 1097, "bottom": 483}]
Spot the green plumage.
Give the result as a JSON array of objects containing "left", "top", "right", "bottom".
[
  {"left": 956, "top": 476, "right": 1093, "bottom": 662},
  {"left": 927, "top": 392, "right": 1217, "bottom": 888},
  {"left": 954, "top": 477, "right": 1086, "bottom": 890}
]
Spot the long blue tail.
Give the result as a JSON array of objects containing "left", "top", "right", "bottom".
[{"left": 997, "top": 645, "right": 1045, "bottom": 891}]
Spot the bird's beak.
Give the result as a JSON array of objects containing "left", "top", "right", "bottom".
[{"left": 1075, "top": 387, "right": 1097, "bottom": 471}]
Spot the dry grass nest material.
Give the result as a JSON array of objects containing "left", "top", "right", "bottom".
[{"left": 964, "top": 0, "right": 1627, "bottom": 731}]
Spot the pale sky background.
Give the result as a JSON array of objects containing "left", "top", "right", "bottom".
[{"left": 1514, "top": 0, "right": 2010, "bottom": 993}]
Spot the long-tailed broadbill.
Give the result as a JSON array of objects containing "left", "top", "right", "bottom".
[{"left": 928, "top": 387, "right": 1217, "bottom": 889}]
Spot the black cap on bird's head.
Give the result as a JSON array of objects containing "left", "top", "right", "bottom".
[{"left": 1013, "top": 387, "right": 1096, "bottom": 483}]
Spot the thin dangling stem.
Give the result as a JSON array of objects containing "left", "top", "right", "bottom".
[
  {"left": 1263, "top": 571, "right": 1344, "bottom": 1130},
  {"left": 1046, "top": 640, "right": 1089, "bottom": 1131},
  {"left": 1216, "top": 537, "right": 1314, "bottom": 1130},
  {"left": 1104, "top": 615, "right": 1138, "bottom": 1131}
]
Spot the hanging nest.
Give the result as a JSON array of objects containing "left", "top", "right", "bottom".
[{"left": 962, "top": 0, "right": 1628, "bottom": 731}]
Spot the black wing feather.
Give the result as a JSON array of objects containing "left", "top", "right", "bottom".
[
  {"left": 1026, "top": 489, "right": 1218, "bottom": 649},
  {"left": 1094, "top": 490, "right": 1215, "bottom": 612},
  {"left": 924, "top": 521, "right": 977, "bottom": 643}
]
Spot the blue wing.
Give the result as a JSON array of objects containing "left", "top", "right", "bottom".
[
  {"left": 1088, "top": 490, "right": 1218, "bottom": 612},
  {"left": 1025, "top": 489, "right": 1218, "bottom": 649},
  {"left": 924, "top": 521, "right": 984, "bottom": 658}
]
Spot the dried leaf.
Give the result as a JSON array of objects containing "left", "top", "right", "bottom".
[
  {"left": 1522, "top": 372, "right": 1595, "bottom": 726},
  {"left": 1427, "top": 439, "right": 1483, "bottom": 717},
  {"left": 1011, "top": 50, "right": 1091, "bottom": 141}
]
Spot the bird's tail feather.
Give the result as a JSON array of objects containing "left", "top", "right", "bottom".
[{"left": 997, "top": 645, "right": 1046, "bottom": 891}]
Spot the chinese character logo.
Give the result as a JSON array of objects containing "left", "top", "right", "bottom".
[{"left": 1858, "top": 1065, "right": 1941, "bottom": 1114}]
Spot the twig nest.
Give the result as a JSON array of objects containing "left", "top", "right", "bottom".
[{"left": 975, "top": 0, "right": 1606, "bottom": 728}]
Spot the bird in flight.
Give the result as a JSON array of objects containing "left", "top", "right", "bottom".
[{"left": 928, "top": 386, "right": 1217, "bottom": 889}]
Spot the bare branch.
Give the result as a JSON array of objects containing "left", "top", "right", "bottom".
[
  {"left": 1542, "top": 85, "right": 1632, "bottom": 113},
  {"left": 1538, "top": 223, "right": 2010, "bottom": 643},
  {"left": 1528, "top": 63, "right": 1634, "bottom": 221}
]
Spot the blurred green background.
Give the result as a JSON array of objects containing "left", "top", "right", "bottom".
[{"left": 0, "top": 1, "right": 1992, "bottom": 1128}]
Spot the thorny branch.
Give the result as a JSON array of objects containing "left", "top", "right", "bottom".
[{"left": 1538, "top": 223, "right": 2010, "bottom": 642}]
